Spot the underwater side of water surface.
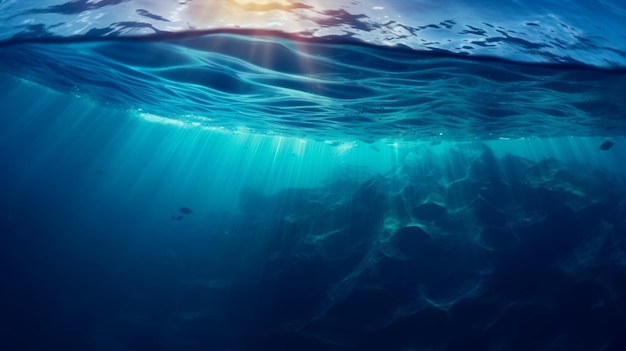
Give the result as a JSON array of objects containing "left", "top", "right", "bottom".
[{"left": 1, "top": 32, "right": 626, "bottom": 141}]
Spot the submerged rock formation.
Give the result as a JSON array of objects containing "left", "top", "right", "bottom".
[{"left": 96, "top": 145, "right": 626, "bottom": 351}]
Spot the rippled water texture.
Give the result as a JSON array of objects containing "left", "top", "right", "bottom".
[
  {"left": 2, "top": 0, "right": 626, "bottom": 67},
  {"left": 2, "top": 0, "right": 626, "bottom": 140},
  {"left": 1, "top": 31, "right": 626, "bottom": 140}
]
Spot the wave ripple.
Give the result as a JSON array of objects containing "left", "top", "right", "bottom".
[{"left": 1, "top": 32, "right": 625, "bottom": 140}]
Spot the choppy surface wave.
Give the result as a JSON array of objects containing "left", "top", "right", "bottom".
[
  {"left": 1, "top": 31, "right": 625, "bottom": 140},
  {"left": 2, "top": 0, "right": 626, "bottom": 68}
]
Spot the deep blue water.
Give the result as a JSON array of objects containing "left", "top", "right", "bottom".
[{"left": 1, "top": 1, "right": 626, "bottom": 351}]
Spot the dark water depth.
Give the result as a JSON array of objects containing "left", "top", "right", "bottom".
[{"left": 1, "top": 75, "right": 626, "bottom": 350}]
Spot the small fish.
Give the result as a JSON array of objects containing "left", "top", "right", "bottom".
[
  {"left": 179, "top": 207, "right": 193, "bottom": 215},
  {"left": 171, "top": 215, "right": 184, "bottom": 221},
  {"left": 599, "top": 141, "right": 614, "bottom": 150}
]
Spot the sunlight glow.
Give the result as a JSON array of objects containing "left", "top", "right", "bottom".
[{"left": 184, "top": 0, "right": 316, "bottom": 31}]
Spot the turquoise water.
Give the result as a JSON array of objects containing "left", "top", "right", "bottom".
[{"left": 1, "top": 1, "right": 626, "bottom": 351}]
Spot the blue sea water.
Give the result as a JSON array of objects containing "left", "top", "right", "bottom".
[{"left": 1, "top": 1, "right": 626, "bottom": 350}]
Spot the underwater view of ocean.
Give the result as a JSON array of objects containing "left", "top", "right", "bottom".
[{"left": 1, "top": 1, "right": 626, "bottom": 350}]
